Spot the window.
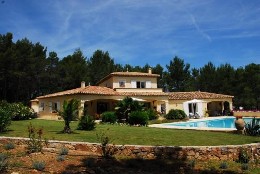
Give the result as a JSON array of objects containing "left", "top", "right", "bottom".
[
  {"left": 49, "top": 101, "right": 60, "bottom": 113},
  {"left": 119, "top": 80, "right": 126, "bottom": 87},
  {"left": 40, "top": 102, "right": 44, "bottom": 111},
  {"left": 136, "top": 81, "right": 145, "bottom": 88}
]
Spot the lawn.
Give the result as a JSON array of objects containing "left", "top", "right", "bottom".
[{"left": 0, "top": 119, "right": 259, "bottom": 146}]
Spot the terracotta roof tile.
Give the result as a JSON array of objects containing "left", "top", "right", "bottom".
[
  {"left": 37, "top": 86, "right": 119, "bottom": 99},
  {"left": 168, "top": 91, "right": 234, "bottom": 100},
  {"left": 120, "top": 92, "right": 168, "bottom": 96},
  {"left": 37, "top": 87, "right": 233, "bottom": 100},
  {"left": 96, "top": 71, "right": 160, "bottom": 85}
]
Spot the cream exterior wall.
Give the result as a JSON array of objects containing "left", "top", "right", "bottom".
[
  {"left": 99, "top": 76, "right": 158, "bottom": 89},
  {"left": 167, "top": 98, "right": 233, "bottom": 117},
  {"left": 37, "top": 94, "right": 169, "bottom": 118},
  {"left": 31, "top": 101, "right": 39, "bottom": 113}
]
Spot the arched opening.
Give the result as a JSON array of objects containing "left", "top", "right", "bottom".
[{"left": 223, "top": 101, "right": 231, "bottom": 115}]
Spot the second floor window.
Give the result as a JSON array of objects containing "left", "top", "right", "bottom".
[
  {"left": 119, "top": 80, "right": 126, "bottom": 87},
  {"left": 136, "top": 81, "right": 146, "bottom": 88}
]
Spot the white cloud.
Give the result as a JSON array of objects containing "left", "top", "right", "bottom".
[{"left": 0, "top": 0, "right": 259, "bottom": 68}]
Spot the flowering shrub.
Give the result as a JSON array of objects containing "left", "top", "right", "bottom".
[{"left": 0, "top": 100, "right": 36, "bottom": 120}]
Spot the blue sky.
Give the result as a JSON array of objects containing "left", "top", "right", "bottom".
[{"left": 0, "top": 0, "right": 259, "bottom": 69}]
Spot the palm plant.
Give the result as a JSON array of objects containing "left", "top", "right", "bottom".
[
  {"left": 59, "top": 99, "right": 80, "bottom": 133},
  {"left": 115, "top": 97, "right": 143, "bottom": 122}
]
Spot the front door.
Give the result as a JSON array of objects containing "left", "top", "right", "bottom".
[{"left": 97, "top": 102, "right": 108, "bottom": 114}]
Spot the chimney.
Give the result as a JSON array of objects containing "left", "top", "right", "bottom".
[
  {"left": 148, "top": 68, "right": 152, "bottom": 74},
  {"left": 81, "top": 81, "right": 85, "bottom": 88}
]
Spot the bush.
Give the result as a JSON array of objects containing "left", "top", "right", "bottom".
[
  {"left": 0, "top": 100, "right": 36, "bottom": 121},
  {"left": 128, "top": 111, "right": 148, "bottom": 126},
  {"left": 219, "top": 161, "right": 228, "bottom": 169},
  {"left": 32, "top": 161, "right": 45, "bottom": 171},
  {"left": 10, "top": 102, "right": 37, "bottom": 120},
  {"left": 146, "top": 108, "right": 158, "bottom": 120},
  {"left": 96, "top": 128, "right": 115, "bottom": 159},
  {"left": 245, "top": 117, "right": 260, "bottom": 136},
  {"left": 115, "top": 97, "right": 143, "bottom": 122},
  {"left": 241, "top": 163, "right": 249, "bottom": 170},
  {"left": 4, "top": 142, "right": 15, "bottom": 150},
  {"left": 238, "top": 148, "right": 250, "bottom": 163},
  {"left": 77, "top": 114, "right": 96, "bottom": 131},
  {"left": 0, "top": 108, "right": 12, "bottom": 132},
  {"left": 59, "top": 147, "right": 69, "bottom": 155},
  {"left": 0, "top": 153, "right": 8, "bottom": 172},
  {"left": 56, "top": 155, "right": 65, "bottom": 162},
  {"left": 27, "top": 123, "right": 45, "bottom": 153},
  {"left": 165, "top": 109, "right": 187, "bottom": 120},
  {"left": 101, "top": 111, "right": 117, "bottom": 123}
]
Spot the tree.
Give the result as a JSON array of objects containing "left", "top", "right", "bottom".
[
  {"left": 241, "top": 63, "right": 260, "bottom": 109},
  {"left": 197, "top": 62, "right": 216, "bottom": 92},
  {"left": 165, "top": 56, "right": 191, "bottom": 91},
  {"left": 152, "top": 64, "right": 165, "bottom": 89},
  {"left": 42, "top": 51, "right": 61, "bottom": 94},
  {"left": 59, "top": 99, "right": 80, "bottom": 133},
  {"left": 0, "top": 32, "right": 14, "bottom": 101},
  {"left": 87, "top": 50, "right": 115, "bottom": 85},
  {"left": 59, "top": 49, "right": 88, "bottom": 90}
]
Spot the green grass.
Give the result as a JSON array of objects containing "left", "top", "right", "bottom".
[{"left": 0, "top": 119, "right": 259, "bottom": 146}]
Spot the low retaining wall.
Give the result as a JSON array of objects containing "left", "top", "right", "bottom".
[
  {"left": 0, "top": 137, "right": 259, "bottom": 162},
  {"left": 233, "top": 111, "right": 260, "bottom": 117}
]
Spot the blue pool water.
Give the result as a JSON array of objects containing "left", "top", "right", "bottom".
[{"left": 162, "top": 117, "right": 258, "bottom": 129}]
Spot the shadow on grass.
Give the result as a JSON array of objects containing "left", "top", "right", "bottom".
[{"left": 56, "top": 131, "right": 80, "bottom": 134}]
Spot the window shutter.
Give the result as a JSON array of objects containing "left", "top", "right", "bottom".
[
  {"left": 131, "top": 80, "right": 136, "bottom": 88},
  {"left": 57, "top": 102, "right": 60, "bottom": 111},
  {"left": 49, "top": 102, "right": 52, "bottom": 113},
  {"left": 146, "top": 81, "right": 151, "bottom": 88}
]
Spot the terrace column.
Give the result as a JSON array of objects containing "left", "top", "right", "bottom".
[
  {"left": 165, "top": 100, "right": 169, "bottom": 114},
  {"left": 79, "top": 100, "right": 85, "bottom": 117}
]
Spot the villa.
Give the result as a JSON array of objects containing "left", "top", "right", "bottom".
[{"left": 31, "top": 68, "right": 233, "bottom": 119}]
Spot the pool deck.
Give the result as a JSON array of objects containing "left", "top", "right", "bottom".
[{"left": 149, "top": 116, "right": 237, "bottom": 131}]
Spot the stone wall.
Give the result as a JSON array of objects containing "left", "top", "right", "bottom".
[{"left": 0, "top": 137, "right": 259, "bottom": 162}]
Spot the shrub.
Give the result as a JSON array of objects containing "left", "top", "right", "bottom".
[
  {"left": 101, "top": 111, "right": 117, "bottom": 123},
  {"left": 115, "top": 97, "right": 143, "bottom": 122},
  {"left": 241, "top": 163, "right": 249, "bottom": 170},
  {"left": 245, "top": 117, "right": 260, "bottom": 136},
  {"left": 146, "top": 108, "right": 158, "bottom": 120},
  {"left": 0, "top": 100, "right": 36, "bottom": 121},
  {"left": 219, "top": 161, "right": 228, "bottom": 169},
  {"left": 238, "top": 148, "right": 250, "bottom": 163},
  {"left": 4, "top": 142, "right": 15, "bottom": 150},
  {"left": 32, "top": 161, "right": 45, "bottom": 171},
  {"left": 128, "top": 111, "right": 148, "bottom": 126},
  {"left": 59, "top": 147, "right": 69, "bottom": 155},
  {"left": 187, "top": 159, "right": 195, "bottom": 169},
  {"left": 77, "top": 114, "right": 96, "bottom": 131},
  {"left": 96, "top": 128, "right": 115, "bottom": 159},
  {"left": 27, "top": 123, "right": 45, "bottom": 153},
  {"left": 0, "top": 108, "right": 12, "bottom": 132},
  {"left": 0, "top": 153, "right": 8, "bottom": 172},
  {"left": 56, "top": 155, "right": 65, "bottom": 162},
  {"left": 165, "top": 109, "right": 187, "bottom": 120},
  {"left": 10, "top": 102, "right": 37, "bottom": 120}
]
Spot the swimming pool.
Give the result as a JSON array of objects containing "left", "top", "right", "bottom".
[{"left": 149, "top": 116, "right": 258, "bottom": 131}]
